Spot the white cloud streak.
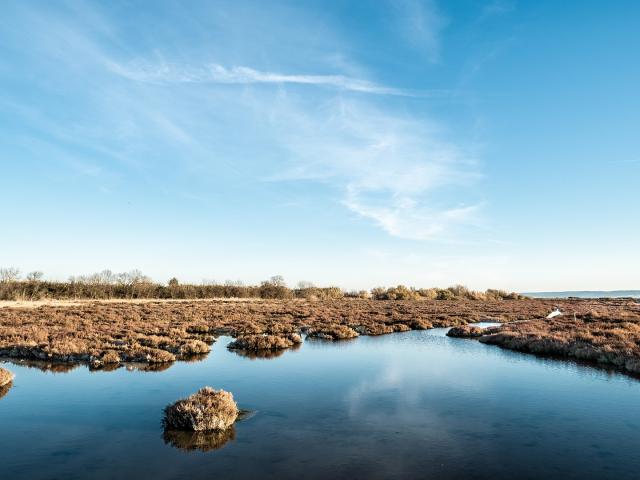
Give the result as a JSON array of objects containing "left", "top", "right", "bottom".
[{"left": 108, "top": 61, "right": 407, "bottom": 95}]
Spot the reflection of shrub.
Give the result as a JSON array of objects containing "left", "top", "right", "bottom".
[
  {"left": 163, "top": 387, "right": 239, "bottom": 432},
  {"left": 0, "top": 382, "right": 11, "bottom": 400},
  {"left": 0, "top": 367, "right": 14, "bottom": 387},
  {"left": 231, "top": 348, "right": 285, "bottom": 360},
  {"left": 163, "top": 426, "right": 236, "bottom": 452}
]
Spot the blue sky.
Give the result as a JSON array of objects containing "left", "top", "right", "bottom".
[{"left": 1, "top": 0, "right": 638, "bottom": 291}]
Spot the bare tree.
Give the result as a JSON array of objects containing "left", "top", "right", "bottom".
[
  {"left": 267, "top": 275, "right": 286, "bottom": 287},
  {"left": 0, "top": 267, "right": 20, "bottom": 283},
  {"left": 297, "top": 281, "right": 315, "bottom": 289},
  {"left": 26, "top": 271, "right": 44, "bottom": 282}
]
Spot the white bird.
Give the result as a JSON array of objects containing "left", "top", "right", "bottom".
[{"left": 546, "top": 308, "right": 562, "bottom": 319}]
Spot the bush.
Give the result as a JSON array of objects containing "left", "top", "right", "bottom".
[
  {"left": 228, "top": 334, "right": 302, "bottom": 351},
  {"left": 307, "top": 324, "right": 359, "bottom": 340},
  {"left": 163, "top": 387, "right": 239, "bottom": 432},
  {"left": 180, "top": 340, "right": 211, "bottom": 356}
]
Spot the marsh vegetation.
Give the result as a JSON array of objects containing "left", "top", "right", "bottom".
[
  {"left": 163, "top": 387, "right": 239, "bottom": 433},
  {"left": 227, "top": 333, "right": 302, "bottom": 351},
  {"left": 0, "top": 297, "right": 638, "bottom": 376},
  {"left": 0, "top": 296, "right": 551, "bottom": 367},
  {"left": 479, "top": 309, "right": 640, "bottom": 374}
]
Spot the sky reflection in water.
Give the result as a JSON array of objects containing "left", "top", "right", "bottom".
[{"left": 1, "top": 330, "right": 640, "bottom": 480}]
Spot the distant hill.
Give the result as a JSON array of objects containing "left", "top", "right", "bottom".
[{"left": 523, "top": 290, "right": 640, "bottom": 299}]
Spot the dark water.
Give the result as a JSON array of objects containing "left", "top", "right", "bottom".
[{"left": 1, "top": 327, "right": 640, "bottom": 480}]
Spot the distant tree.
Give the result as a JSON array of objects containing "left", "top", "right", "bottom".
[
  {"left": 297, "top": 281, "right": 315, "bottom": 289},
  {"left": 26, "top": 271, "right": 44, "bottom": 282},
  {"left": 168, "top": 277, "right": 179, "bottom": 287},
  {"left": 267, "top": 275, "right": 286, "bottom": 287},
  {"left": 0, "top": 267, "right": 20, "bottom": 283}
]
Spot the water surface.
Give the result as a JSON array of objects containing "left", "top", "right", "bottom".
[{"left": 1, "top": 329, "right": 639, "bottom": 480}]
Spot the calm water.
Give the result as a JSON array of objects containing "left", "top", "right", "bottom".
[{"left": 1, "top": 327, "right": 640, "bottom": 480}]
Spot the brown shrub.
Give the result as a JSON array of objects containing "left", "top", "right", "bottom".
[
  {"left": 163, "top": 387, "right": 238, "bottom": 432},
  {"left": 180, "top": 340, "right": 211, "bottom": 356},
  {"left": 307, "top": 324, "right": 359, "bottom": 340},
  {"left": 102, "top": 350, "right": 121, "bottom": 364},
  {"left": 228, "top": 333, "right": 301, "bottom": 351},
  {"left": 447, "top": 325, "right": 485, "bottom": 338}
]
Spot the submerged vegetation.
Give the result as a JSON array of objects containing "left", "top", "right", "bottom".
[{"left": 163, "top": 387, "right": 239, "bottom": 432}]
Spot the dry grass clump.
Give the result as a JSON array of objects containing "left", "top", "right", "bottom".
[
  {"left": 447, "top": 325, "right": 485, "bottom": 338},
  {"left": 228, "top": 333, "right": 302, "bottom": 351},
  {"left": 0, "top": 367, "right": 14, "bottom": 387},
  {"left": 163, "top": 387, "right": 239, "bottom": 432},
  {"left": 180, "top": 340, "right": 211, "bottom": 356},
  {"left": 480, "top": 311, "right": 640, "bottom": 374},
  {"left": 163, "top": 426, "right": 236, "bottom": 452},
  {"left": 101, "top": 350, "right": 121, "bottom": 364},
  {"left": 307, "top": 324, "right": 359, "bottom": 340}
]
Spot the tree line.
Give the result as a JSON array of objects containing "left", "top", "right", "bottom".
[{"left": 0, "top": 268, "right": 525, "bottom": 301}]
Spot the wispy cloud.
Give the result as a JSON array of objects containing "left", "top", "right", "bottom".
[
  {"left": 479, "top": 0, "right": 515, "bottom": 21},
  {"left": 264, "top": 98, "right": 482, "bottom": 240},
  {"left": 390, "top": 0, "right": 448, "bottom": 63},
  {"left": 345, "top": 194, "right": 481, "bottom": 240},
  {"left": 108, "top": 61, "right": 407, "bottom": 95}
]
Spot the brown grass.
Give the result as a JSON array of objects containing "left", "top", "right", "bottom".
[
  {"left": 228, "top": 333, "right": 302, "bottom": 351},
  {"left": 163, "top": 387, "right": 239, "bottom": 432},
  {"left": 447, "top": 325, "right": 485, "bottom": 338},
  {"left": 307, "top": 324, "right": 359, "bottom": 340}
]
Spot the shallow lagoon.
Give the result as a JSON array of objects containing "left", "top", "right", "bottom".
[{"left": 1, "top": 327, "right": 640, "bottom": 480}]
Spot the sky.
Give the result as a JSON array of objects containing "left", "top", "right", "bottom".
[{"left": 1, "top": 0, "right": 639, "bottom": 292}]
